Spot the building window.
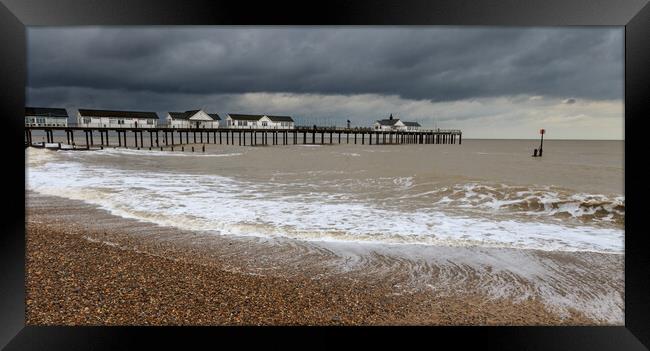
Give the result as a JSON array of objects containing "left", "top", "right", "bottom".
[
  {"left": 262, "top": 121, "right": 268, "bottom": 126},
  {"left": 83, "top": 117, "right": 92, "bottom": 124},
  {"left": 147, "top": 119, "right": 154, "bottom": 125}
]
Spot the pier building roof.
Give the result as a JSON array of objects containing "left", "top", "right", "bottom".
[
  {"left": 228, "top": 114, "right": 265, "bottom": 121},
  {"left": 265, "top": 115, "right": 294, "bottom": 122},
  {"left": 25, "top": 107, "right": 69, "bottom": 118},
  {"left": 78, "top": 109, "right": 159, "bottom": 119},
  {"left": 168, "top": 110, "right": 221, "bottom": 120}
]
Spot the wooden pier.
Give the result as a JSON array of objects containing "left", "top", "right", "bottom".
[{"left": 24, "top": 126, "right": 462, "bottom": 149}]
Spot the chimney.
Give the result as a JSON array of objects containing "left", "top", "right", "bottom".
[{"left": 389, "top": 113, "right": 393, "bottom": 120}]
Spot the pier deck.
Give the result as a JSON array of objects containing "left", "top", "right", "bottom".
[{"left": 25, "top": 126, "right": 462, "bottom": 149}]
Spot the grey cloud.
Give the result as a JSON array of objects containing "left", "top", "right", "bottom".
[{"left": 27, "top": 27, "right": 623, "bottom": 103}]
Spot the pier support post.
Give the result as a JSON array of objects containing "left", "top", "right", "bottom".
[
  {"left": 85, "top": 131, "right": 90, "bottom": 149},
  {"left": 354, "top": 133, "right": 357, "bottom": 144},
  {"left": 312, "top": 132, "right": 315, "bottom": 144}
]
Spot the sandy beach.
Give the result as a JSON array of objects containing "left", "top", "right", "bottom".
[{"left": 26, "top": 193, "right": 622, "bottom": 325}]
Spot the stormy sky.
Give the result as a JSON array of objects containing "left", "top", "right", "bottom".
[{"left": 27, "top": 27, "right": 623, "bottom": 139}]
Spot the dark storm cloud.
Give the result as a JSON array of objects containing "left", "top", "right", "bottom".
[{"left": 27, "top": 27, "right": 623, "bottom": 102}]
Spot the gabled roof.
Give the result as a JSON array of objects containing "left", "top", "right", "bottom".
[
  {"left": 265, "top": 115, "right": 294, "bottom": 122},
  {"left": 168, "top": 111, "right": 190, "bottom": 120},
  {"left": 168, "top": 110, "right": 199, "bottom": 120},
  {"left": 25, "top": 107, "right": 68, "bottom": 118},
  {"left": 169, "top": 110, "right": 220, "bottom": 120},
  {"left": 403, "top": 121, "right": 421, "bottom": 127},
  {"left": 78, "top": 109, "right": 159, "bottom": 119},
  {"left": 376, "top": 119, "right": 400, "bottom": 126},
  {"left": 228, "top": 114, "right": 264, "bottom": 121}
]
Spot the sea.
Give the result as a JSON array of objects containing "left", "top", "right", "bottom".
[{"left": 26, "top": 139, "right": 624, "bottom": 254}]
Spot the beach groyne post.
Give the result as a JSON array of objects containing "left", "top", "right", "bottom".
[{"left": 539, "top": 129, "right": 545, "bottom": 157}]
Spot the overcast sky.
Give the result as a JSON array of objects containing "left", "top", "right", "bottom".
[{"left": 27, "top": 27, "right": 623, "bottom": 139}]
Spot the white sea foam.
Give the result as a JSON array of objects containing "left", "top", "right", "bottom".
[
  {"left": 430, "top": 183, "right": 625, "bottom": 224},
  {"left": 88, "top": 147, "right": 243, "bottom": 158},
  {"left": 26, "top": 148, "right": 624, "bottom": 253}
]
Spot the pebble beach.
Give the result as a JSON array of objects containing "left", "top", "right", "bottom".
[{"left": 26, "top": 193, "right": 613, "bottom": 326}]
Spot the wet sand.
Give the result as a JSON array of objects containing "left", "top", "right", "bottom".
[{"left": 25, "top": 193, "right": 622, "bottom": 325}]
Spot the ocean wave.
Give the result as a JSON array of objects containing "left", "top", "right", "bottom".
[
  {"left": 25, "top": 148, "right": 624, "bottom": 253},
  {"left": 87, "top": 147, "right": 243, "bottom": 158},
  {"left": 430, "top": 183, "right": 624, "bottom": 225}
]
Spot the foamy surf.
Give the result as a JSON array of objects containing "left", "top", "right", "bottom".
[{"left": 26, "top": 147, "right": 624, "bottom": 254}]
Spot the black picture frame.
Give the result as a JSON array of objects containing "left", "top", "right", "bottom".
[{"left": 2, "top": 0, "right": 649, "bottom": 349}]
